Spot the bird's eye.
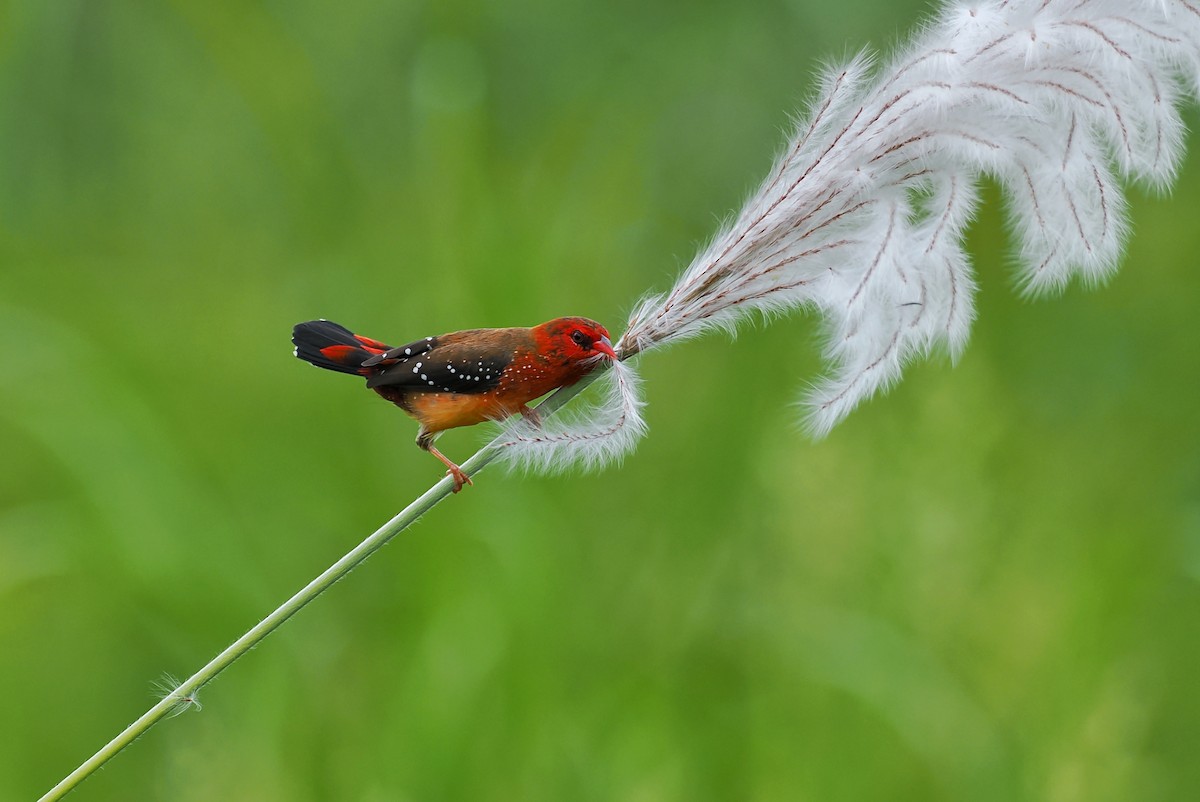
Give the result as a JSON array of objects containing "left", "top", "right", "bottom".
[{"left": 571, "top": 330, "right": 588, "bottom": 347}]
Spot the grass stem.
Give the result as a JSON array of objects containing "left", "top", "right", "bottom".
[{"left": 38, "top": 375, "right": 599, "bottom": 801}]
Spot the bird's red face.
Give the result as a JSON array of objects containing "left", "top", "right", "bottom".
[{"left": 535, "top": 317, "right": 618, "bottom": 365}]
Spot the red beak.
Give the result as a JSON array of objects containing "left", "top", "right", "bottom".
[{"left": 594, "top": 336, "right": 617, "bottom": 360}]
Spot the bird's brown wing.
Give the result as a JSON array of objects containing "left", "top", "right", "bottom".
[{"left": 365, "top": 328, "right": 529, "bottom": 394}]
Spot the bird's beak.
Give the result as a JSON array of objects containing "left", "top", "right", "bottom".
[{"left": 594, "top": 336, "right": 617, "bottom": 360}]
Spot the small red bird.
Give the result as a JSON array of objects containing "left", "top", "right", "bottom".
[{"left": 292, "top": 317, "right": 617, "bottom": 491}]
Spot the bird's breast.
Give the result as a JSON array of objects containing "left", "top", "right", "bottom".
[{"left": 495, "top": 351, "right": 584, "bottom": 400}]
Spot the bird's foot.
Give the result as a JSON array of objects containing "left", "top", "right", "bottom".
[
  {"left": 447, "top": 465, "right": 474, "bottom": 493},
  {"left": 427, "top": 442, "right": 473, "bottom": 493},
  {"left": 519, "top": 404, "right": 543, "bottom": 429}
]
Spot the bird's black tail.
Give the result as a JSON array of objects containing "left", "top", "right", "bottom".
[{"left": 292, "top": 320, "right": 393, "bottom": 376}]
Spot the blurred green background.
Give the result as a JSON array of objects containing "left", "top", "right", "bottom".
[{"left": 2, "top": 0, "right": 1199, "bottom": 800}]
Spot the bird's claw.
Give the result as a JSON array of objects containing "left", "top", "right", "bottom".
[
  {"left": 520, "top": 404, "right": 543, "bottom": 429},
  {"left": 447, "top": 466, "right": 474, "bottom": 493}
]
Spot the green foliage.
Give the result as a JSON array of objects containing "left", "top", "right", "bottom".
[{"left": 2, "top": 0, "right": 1198, "bottom": 799}]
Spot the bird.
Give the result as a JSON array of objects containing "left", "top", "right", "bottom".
[{"left": 292, "top": 317, "right": 617, "bottom": 492}]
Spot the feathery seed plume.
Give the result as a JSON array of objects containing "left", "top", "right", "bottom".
[{"left": 500, "top": 0, "right": 1200, "bottom": 471}]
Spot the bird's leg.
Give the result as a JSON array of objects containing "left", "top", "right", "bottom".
[
  {"left": 417, "top": 430, "right": 473, "bottom": 493},
  {"left": 519, "top": 404, "right": 543, "bottom": 429},
  {"left": 429, "top": 445, "right": 472, "bottom": 493}
]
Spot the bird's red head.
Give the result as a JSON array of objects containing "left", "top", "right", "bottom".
[{"left": 533, "top": 317, "right": 618, "bottom": 365}]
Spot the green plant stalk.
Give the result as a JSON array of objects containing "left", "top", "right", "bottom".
[{"left": 39, "top": 373, "right": 602, "bottom": 802}]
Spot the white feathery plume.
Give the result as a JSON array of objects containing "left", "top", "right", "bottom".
[
  {"left": 500, "top": 0, "right": 1200, "bottom": 471},
  {"left": 496, "top": 358, "right": 647, "bottom": 472}
]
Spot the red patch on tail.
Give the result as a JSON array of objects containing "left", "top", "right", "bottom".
[
  {"left": 354, "top": 334, "right": 389, "bottom": 352},
  {"left": 320, "top": 345, "right": 360, "bottom": 363}
]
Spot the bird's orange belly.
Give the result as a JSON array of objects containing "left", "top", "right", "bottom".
[{"left": 400, "top": 390, "right": 522, "bottom": 433}]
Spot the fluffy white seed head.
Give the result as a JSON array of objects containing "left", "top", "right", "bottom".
[
  {"left": 502, "top": 0, "right": 1200, "bottom": 471},
  {"left": 496, "top": 359, "right": 646, "bottom": 473}
]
